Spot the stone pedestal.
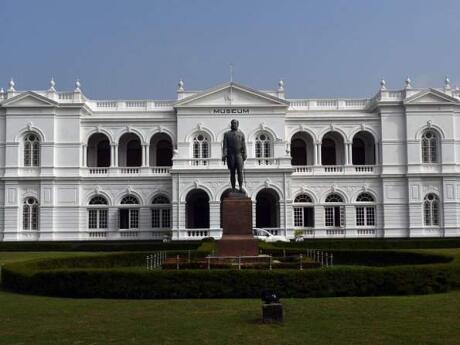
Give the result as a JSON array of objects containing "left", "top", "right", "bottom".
[
  {"left": 217, "top": 195, "right": 258, "bottom": 256},
  {"left": 262, "top": 303, "right": 284, "bottom": 323}
]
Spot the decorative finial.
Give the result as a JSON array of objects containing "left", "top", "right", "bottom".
[
  {"left": 380, "top": 79, "right": 386, "bottom": 90},
  {"left": 178, "top": 79, "right": 184, "bottom": 91},
  {"left": 405, "top": 77, "right": 412, "bottom": 89},
  {"left": 74, "top": 79, "right": 81, "bottom": 92},
  {"left": 444, "top": 76, "right": 451, "bottom": 90},
  {"left": 8, "top": 78, "right": 15, "bottom": 92},
  {"left": 278, "top": 79, "right": 284, "bottom": 92},
  {"left": 49, "top": 77, "right": 56, "bottom": 92}
]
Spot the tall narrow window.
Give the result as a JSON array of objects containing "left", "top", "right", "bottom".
[
  {"left": 255, "top": 132, "right": 272, "bottom": 165},
  {"left": 88, "top": 196, "right": 109, "bottom": 229},
  {"left": 324, "top": 193, "right": 344, "bottom": 227},
  {"left": 23, "top": 197, "right": 39, "bottom": 230},
  {"left": 422, "top": 130, "right": 438, "bottom": 163},
  {"left": 355, "top": 193, "right": 376, "bottom": 226},
  {"left": 293, "top": 194, "right": 314, "bottom": 228},
  {"left": 424, "top": 193, "right": 440, "bottom": 226},
  {"left": 119, "top": 195, "right": 140, "bottom": 230},
  {"left": 151, "top": 195, "right": 171, "bottom": 229},
  {"left": 193, "top": 134, "right": 209, "bottom": 165},
  {"left": 24, "top": 133, "right": 40, "bottom": 167}
]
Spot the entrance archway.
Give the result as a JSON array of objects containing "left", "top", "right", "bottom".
[
  {"left": 186, "top": 189, "right": 210, "bottom": 228},
  {"left": 256, "top": 188, "right": 280, "bottom": 228}
]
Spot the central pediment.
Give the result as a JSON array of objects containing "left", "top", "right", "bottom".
[{"left": 175, "top": 82, "right": 289, "bottom": 108}]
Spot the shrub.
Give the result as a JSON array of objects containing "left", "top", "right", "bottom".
[
  {"left": 1, "top": 251, "right": 457, "bottom": 299},
  {"left": 267, "top": 238, "right": 460, "bottom": 250},
  {"left": 0, "top": 240, "right": 201, "bottom": 252}
]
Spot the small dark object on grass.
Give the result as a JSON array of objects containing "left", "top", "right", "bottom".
[{"left": 261, "top": 290, "right": 280, "bottom": 304}]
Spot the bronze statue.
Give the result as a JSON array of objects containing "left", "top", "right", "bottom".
[{"left": 222, "top": 119, "right": 247, "bottom": 192}]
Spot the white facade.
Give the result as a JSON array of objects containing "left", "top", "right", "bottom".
[{"left": 0, "top": 78, "right": 459, "bottom": 241}]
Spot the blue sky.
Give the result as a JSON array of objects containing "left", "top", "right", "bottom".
[{"left": 1, "top": 0, "right": 459, "bottom": 99}]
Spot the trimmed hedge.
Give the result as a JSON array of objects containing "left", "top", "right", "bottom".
[
  {"left": 1, "top": 251, "right": 457, "bottom": 299},
  {"left": 0, "top": 240, "right": 200, "bottom": 252},
  {"left": 269, "top": 238, "right": 460, "bottom": 250},
  {"left": 261, "top": 248, "right": 453, "bottom": 267}
]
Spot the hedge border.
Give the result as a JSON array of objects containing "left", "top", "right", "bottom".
[{"left": 2, "top": 250, "right": 458, "bottom": 299}]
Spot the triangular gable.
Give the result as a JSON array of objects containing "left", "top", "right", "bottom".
[
  {"left": 1, "top": 91, "right": 58, "bottom": 108},
  {"left": 175, "top": 82, "right": 289, "bottom": 108},
  {"left": 404, "top": 88, "right": 459, "bottom": 105}
]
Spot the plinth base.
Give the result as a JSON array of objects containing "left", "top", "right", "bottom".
[
  {"left": 217, "top": 234, "right": 258, "bottom": 256},
  {"left": 262, "top": 303, "right": 284, "bottom": 323}
]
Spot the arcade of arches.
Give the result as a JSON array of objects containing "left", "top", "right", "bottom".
[
  {"left": 187, "top": 188, "right": 281, "bottom": 230},
  {"left": 290, "top": 130, "right": 376, "bottom": 166},
  {"left": 86, "top": 132, "right": 173, "bottom": 167}
]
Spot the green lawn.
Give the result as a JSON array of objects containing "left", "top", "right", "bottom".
[{"left": 0, "top": 251, "right": 459, "bottom": 345}]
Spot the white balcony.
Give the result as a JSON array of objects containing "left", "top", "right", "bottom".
[
  {"left": 293, "top": 165, "right": 379, "bottom": 176},
  {"left": 84, "top": 166, "right": 171, "bottom": 177}
]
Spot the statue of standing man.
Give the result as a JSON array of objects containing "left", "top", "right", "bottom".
[{"left": 222, "top": 119, "right": 247, "bottom": 192}]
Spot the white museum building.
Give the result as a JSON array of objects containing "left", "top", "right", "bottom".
[{"left": 0, "top": 77, "right": 459, "bottom": 241}]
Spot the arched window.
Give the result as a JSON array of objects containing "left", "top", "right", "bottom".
[
  {"left": 24, "top": 133, "right": 40, "bottom": 167},
  {"left": 193, "top": 133, "right": 209, "bottom": 165},
  {"left": 151, "top": 195, "right": 171, "bottom": 229},
  {"left": 255, "top": 132, "right": 272, "bottom": 165},
  {"left": 119, "top": 195, "right": 140, "bottom": 230},
  {"left": 293, "top": 194, "right": 314, "bottom": 228},
  {"left": 88, "top": 196, "right": 108, "bottom": 230},
  {"left": 422, "top": 130, "right": 439, "bottom": 163},
  {"left": 23, "top": 197, "right": 39, "bottom": 230},
  {"left": 356, "top": 193, "right": 375, "bottom": 226},
  {"left": 324, "top": 193, "right": 344, "bottom": 227},
  {"left": 424, "top": 193, "right": 440, "bottom": 226}
]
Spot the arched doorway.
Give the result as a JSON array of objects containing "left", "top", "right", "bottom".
[
  {"left": 186, "top": 189, "right": 210, "bottom": 229},
  {"left": 321, "top": 131, "right": 345, "bottom": 165},
  {"left": 256, "top": 188, "right": 279, "bottom": 228},
  {"left": 220, "top": 188, "right": 234, "bottom": 228},
  {"left": 291, "top": 132, "right": 314, "bottom": 165},
  {"left": 150, "top": 133, "right": 173, "bottom": 166},
  {"left": 118, "top": 133, "right": 142, "bottom": 167},
  {"left": 352, "top": 131, "right": 376, "bottom": 165},
  {"left": 87, "top": 133, "right": 111, "bottom": 167}
]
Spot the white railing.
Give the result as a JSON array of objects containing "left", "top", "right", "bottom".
[
  {"left": 186, "top": 230, "right": 209, "bottom": 238},
  {"left": 89, "top": 168, "right": 108, "bottom": 175},
  {"left": 294, "top": 166, "right": 313, "bottom": 174},
  {"left": 84, "top": 167, "right": 171, "bottom": 176},
  {"left": 120, "top": 167, "right": 140, "bottom": 174},
  {"left": 289, "top": 98, "right": 371, "bottom": 110},
  {"left": 354, "top": 165, "right": 374, "bottom": 173},
  {"left": 293, "top": 165, "right": 378, "bottom": 175},
  {"left": 89, "top": 231, "right": 107, "bottom": 238},
  {"left": 324, "top": 166, "right": 344, "bottom": 173},
  {"left": 126, "top": 100, "right": 147, "bottom": 108},
  {"left": 326, "top": 229, "right": 345, "bottom": 235},
  {"left": 58, "top": 92, "right": 74, "bottom": 100},
  {"left": 357, "top": 229, "right": 376, "bottom": 236},
  {"left": 96, "top": 101, "right": 118, "bottom": 108},
  {"left": 151, "top": 167, "right": 171, "bottom": 174},
  {"left": 120, "top": 230, "right": 139, "bottom": 238}
]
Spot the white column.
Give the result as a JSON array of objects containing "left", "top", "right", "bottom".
[
  {"left": 348, "top": 143, "right": 353, "bottom": 165},
  {"left": 141, "top": 144, "right": 147, "bottom": 167},
  {"left": 344, "top": 143, "right": 349, "bottom": 165},
  {"left": 317, "top": 143, "right": 322, "bottom": 165},
  {"left": 110, "top": 144, "right": 116, "bottom": 167},
  {"left": 114, "top": 145, "right": 119, "bottom": 167},
  {"left": 82, "top": 145, "right": 87, "bottom": 167},
  {"left": 145, "top": 143, "right": 150, "bottom": 167},
  {"left": 375, "top": 143, "right": 379, "bottom": 165},
  {"left": 313, "top": 144, "right": 317, "bottom": 165}
]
